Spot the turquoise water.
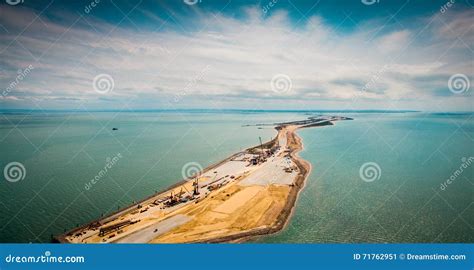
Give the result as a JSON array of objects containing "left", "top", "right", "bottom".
[
  {"left": 260, "top": 113, "right": 474, "bottom": 243},
  {"left": 0, "top": 111, "right": 287, "bottom": 243},
  {"left": 0, "top": 111, "right": 472, "bottom": 243}
]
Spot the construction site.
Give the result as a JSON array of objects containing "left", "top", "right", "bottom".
[{"left": 57, "top": 116, "right": 351, "bottom": 243}]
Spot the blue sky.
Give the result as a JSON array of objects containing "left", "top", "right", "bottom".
[{"left": 0, "top": 0, "right": 472, "bottom": 111}]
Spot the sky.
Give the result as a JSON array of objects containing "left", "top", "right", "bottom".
[{"left": 0, "top": 0, "right": 472, "bottom": 111}]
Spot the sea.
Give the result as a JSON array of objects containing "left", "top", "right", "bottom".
[{"left": 0, "top": 110, "right": 472, "bottom": 243}]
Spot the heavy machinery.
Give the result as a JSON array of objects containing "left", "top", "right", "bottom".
[
  {"left": 165, "top": 191, "right": 180, "bottom": 206},
  {"left": 99, "top": 220, "right": 132, "bottom": 236},
  {"left": 193, "top": 177, "right": 200, "bottom": 196}
]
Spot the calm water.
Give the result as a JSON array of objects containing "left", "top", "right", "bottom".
[
  {"left": 260, "top": 112, "right": 474, "bottom": 243},
  {"left": 0, "top": 111, "right": 472, "bottom": 243}
]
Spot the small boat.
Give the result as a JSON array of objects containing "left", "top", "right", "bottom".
[{"left": 112, "top": 128, "right": 118, "bottom": 131}]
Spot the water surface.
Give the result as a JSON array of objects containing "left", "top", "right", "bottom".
[
  {"left": 0, "top": 111, "right": 472, "bottom": 243},
  {"left": 260, "top": 113, "right": 473, "bottom": 243}
]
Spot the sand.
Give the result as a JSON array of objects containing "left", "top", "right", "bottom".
[
  {"left": 115, "top": 214, "right": 191, "bottom": 243},
  {"left": 57, "top": 116, "right": 348, "bottom": 243},
  {"left": 213, "top": 186, "right": 263, "bottom": 214}
]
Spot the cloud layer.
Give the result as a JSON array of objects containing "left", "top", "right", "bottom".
[{"left": 0, "top": 4, "right": 472, "bottom": 111}]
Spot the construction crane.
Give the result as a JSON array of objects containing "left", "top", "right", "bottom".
[
  {"left": 193, "top": 177, "right": 200, "bottom": 196},
  {"left": 166, "top": 191, "right": 179, "bottom": 206}
]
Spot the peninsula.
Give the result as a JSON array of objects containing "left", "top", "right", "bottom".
[{"left": 56, "top": 116, "right": 352, "bottom": 243}]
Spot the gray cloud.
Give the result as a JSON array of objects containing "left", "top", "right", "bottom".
[{"left": 0, "top": 6, "right": 472, "bottom": 111}]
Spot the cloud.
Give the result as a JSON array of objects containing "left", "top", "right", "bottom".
[
  {"left": 377, "top": 30, "right": 411, "bottom": 52},
  {"left": 0, "top": 5, "right": 472, "bottom": 111}
]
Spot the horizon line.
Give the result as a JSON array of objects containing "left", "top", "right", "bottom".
[{"left": 1, "top": 108, "right": 474, "bottom": 114}]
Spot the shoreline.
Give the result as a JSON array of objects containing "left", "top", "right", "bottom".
[
  {"left": 202, "top": 125, "right": 312, "bottom": 243},
  {"left": 56, "top": 116, "right": 351, "bottom": 243},
  {"left": 53, "top": 147, "right": 256, "bottom": 243}
]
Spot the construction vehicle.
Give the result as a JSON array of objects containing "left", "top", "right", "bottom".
[
  {"left": 165, "top": 191, "right": 180, "bottom": 207},
  {"left": 99, "top": 220, "right": 132, "bottom": 236}
]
